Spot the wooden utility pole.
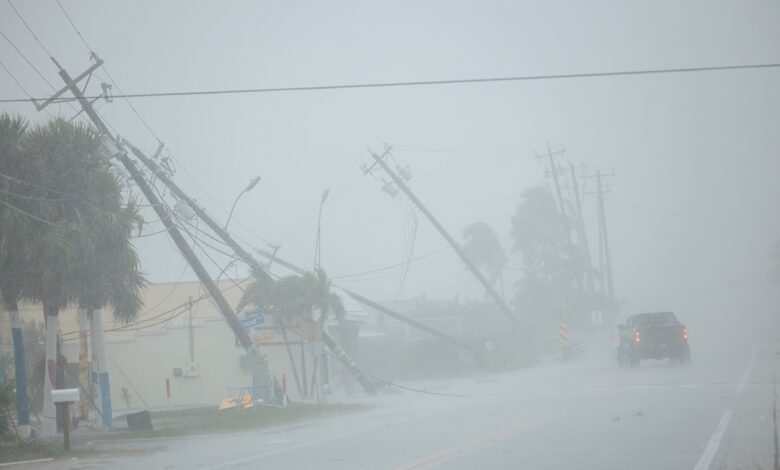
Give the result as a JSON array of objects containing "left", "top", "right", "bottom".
[
  {"left": 367, "top": 146, "right": 517, "bottom": 325},
  {"left": 47, "top": 58, "right": 257, "bottom": 355},
  {"left": 122, "top": 144, "right": 381, "bottom": 395},
  {"left": 584, "top": 170, "right": 616, "bottom": 301},
  {"left": 595, "top": 171, "right": 615, "bottom": 301},
  {"left": 537, "top": 144, "right": 582, "bottom": 291},
  {"left": 125, "top": 140, "right": 478, "bottom": 361},
  {"left": 568, "top": 162, "right": 594, "bottom": 292}
]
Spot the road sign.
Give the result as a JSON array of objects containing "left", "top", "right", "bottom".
[
  {"left": 241, "top": 313, "right": 265, "bottom": 328},
  {"left": 559, "top": 322, "right": 568, "bottom": 344},
  {"left": 251, "top": 331, "right": 276, "bottom": 346}
]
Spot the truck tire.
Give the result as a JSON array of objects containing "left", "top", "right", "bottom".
[
  {"left": 629, "top": 355, "right": 640, "bottom": 368},
  {"left": 680, "top": 348, "right": 691, "bottom": 364}
]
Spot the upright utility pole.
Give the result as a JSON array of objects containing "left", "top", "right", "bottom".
[
  {"left": 537, "top": 144, "right": 582, "bottom": 291},
  {"left": 47, "top": 59, "right": 257, "bottom": 355},
  {"left": 568, "top": 162, "right": 594, "bottom": 292},
  {"left": 367, "top": 146, "right": 516, "bottom": 325},
  {"left": 584, "top": 170, "right": 615, "bottom": 301}
]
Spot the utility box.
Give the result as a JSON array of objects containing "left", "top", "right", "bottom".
[
  {"left": 52, "top": 388, "right": 80, "bottom": 404},
  {"left": 126, "top": 410, "right": 153, "bottom": 431}
]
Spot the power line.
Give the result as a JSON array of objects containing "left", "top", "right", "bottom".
[
  {"left": 54, "top": 0, "right": 165, "bottom": 145},
  {"left": 335, "top": 248, "right": 455, "bottom": 283},
  {"left": 0, "top": 58, "right": 55, "bottom": 118},
  {"left": 1, "top": 5, "right": 81, "bottom": 117},
  {"left": 0, "top": 197, "right": 56, "bottom": 226},
  {"left": 61, "top": 278, "right": 244, "bottom": 338},
  {"left": 130, "top": 226, "right": 171, "bottom": 238},
  {"left": 54, "top": 0, "right": 93, "bottom": 52},
  {"left": 50, "top": 4, "right": 277, "bottom": 255},
  {"left": 611, "top": 199, "right": 780, "bottom": 237},
  {"left": 7, "top": 0, "right": 54, "bottom": 58},
  {"left": 3, "top": 62, "right": 779, "bottom": 104},
  {"left": 0, "top": 185, "right": 66, "bottom": 202},
  {"left": 0, "top": 27, "right": 57, "bottom": 91}
]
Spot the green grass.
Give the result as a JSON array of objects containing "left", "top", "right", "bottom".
[
  {"left": 0, "top": 440, "right": 98, "bottom": 464},
  {"left": 104, "top": 402, "right": 370, "bottom": 440}
]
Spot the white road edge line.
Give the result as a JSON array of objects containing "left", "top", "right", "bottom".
[
  {"left": 735, "top": 345, "right": 757, "bottom": 395},
  {"left": 202, "top": 406, "right": 466, "bottom": 470},
  {"left": 692, "top": 410, "right": 733, "bottom": 470}
]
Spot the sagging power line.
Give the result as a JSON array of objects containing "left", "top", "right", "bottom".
[{"left": 2, "top": 62, "right": 779, "bottom": 104}]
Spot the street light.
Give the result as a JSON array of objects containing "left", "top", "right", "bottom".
[
  {"left": 224, "top": 176, "right": 261, "bottom": 230},
  {"left": 314, "top": 189, "right": 330, "bottom": 270}
]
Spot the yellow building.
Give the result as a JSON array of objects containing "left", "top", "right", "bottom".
[{"left": 11, "top": 279, "right": 334, "bottom": 414}]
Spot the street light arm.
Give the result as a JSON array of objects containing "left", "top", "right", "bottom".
[
  {"left": 224, "top": 189, "right": 246, "bottom": 230},
  {"left": 224, "top": 176, "right": 261, "bottom": 230}
]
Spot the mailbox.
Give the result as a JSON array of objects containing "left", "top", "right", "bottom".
[{"left": 52, "top": 388, "right": 80, "bottom": 404}]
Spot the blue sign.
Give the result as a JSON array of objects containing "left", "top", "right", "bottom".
[{"left": 241, "top": 313, "right": 265, "bottom": 328}]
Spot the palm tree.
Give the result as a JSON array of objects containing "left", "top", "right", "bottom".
[
  {"left": 510, "top": 186, "right": 582, "bottom": 286},
  {"left": 72, "top": 196, "right": 145, "bottom": 428},
  {"left": 239, "top": 268, "right": 344, "bottom": 326},
  {"left": 22, "top": 118, "right": 143, "bottom": 434},
  {"left": 462, "top": 222, "right": 507, "bottom": 295},
  {"left": 238, "top": 268, "right": 345, "bottom": 397},
  {"left": 0, "top": 114, "right": 33, "bottom": 435}
]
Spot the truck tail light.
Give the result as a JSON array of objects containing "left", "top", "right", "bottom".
[
  {"left": 634, "top": 331, "right": 640, "bottom": 344},
  {"left": 683, "top": 327, "right": 688, "bottom": 342}
]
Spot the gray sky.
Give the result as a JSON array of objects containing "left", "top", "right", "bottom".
[{"left": 2, "top": 1, "right": 779, "bottom": 320}]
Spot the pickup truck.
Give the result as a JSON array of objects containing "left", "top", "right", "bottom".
[{"left": 616, "top": 312, "right": 690, "bottom": 367}]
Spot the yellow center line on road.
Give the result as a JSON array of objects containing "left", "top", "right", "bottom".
[{"left": 396, "top": 413, "right": 560, "bottom": 470}]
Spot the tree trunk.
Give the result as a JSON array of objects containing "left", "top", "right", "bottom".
[
  {"left": 272, "top": 313, "right": 302, "bottom": 398},
  {"left": 41, "top": 304, "right": 59, "bottom": 436},
  {"left": 77, "top": 308, "right": 89, "bottom": 420},
  {"left": 8, "top": 302, "right": 30, "bottom": 437},
  {"left": 89, "top": 309, "right": 111, "bottom": 429}
]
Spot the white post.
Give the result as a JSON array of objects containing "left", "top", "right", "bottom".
[
  {"left": 90, "top": 309, "right": 112, "bottom": 428},
  {"left": 77, "top": 308, "right": 90, "bottom": 421},
  {"left": 41, "top": 314, "right": 59, "bottom": 436}
]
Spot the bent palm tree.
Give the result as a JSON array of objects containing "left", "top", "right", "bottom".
[{"left": 239, "top": 268, "right": 377, "bottom": 396}]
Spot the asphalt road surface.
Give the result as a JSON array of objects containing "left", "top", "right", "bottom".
[{"left": 37, "top": 326, "right": 780, "bottom": 470}]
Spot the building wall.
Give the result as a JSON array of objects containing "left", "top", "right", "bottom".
[
  {"left": 60, "top": 314, "right": 303, "bottom": 410},
  {"left": 10, "top": 280, "right": 318, "bottom": 413}
]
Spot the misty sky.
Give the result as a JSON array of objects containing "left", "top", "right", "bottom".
[{"left": 1, "top": 1, "right": 779, "bottom": 321}]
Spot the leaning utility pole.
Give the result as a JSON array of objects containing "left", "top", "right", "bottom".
[
  {"left": 123, "top": 140, "right": 478, "bottom": 363},
  {"left": 122, "top": 143, "right": 380, "bottom": 394},
  {"left": 366, "top": 146, "right": 517, "bottom": 325},
  {"left": 568, "top": 162, "right": 594, "bottom": 292},
  {"left": 44, "top": 58, "right": 257, "bottom": 354},
  {"left": 537, "top": 144, "right": 582, "bottom": 291}
]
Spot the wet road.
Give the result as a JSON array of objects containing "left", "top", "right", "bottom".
[{"left": 48, "top": 331, "right": 780, "bottom": 470}]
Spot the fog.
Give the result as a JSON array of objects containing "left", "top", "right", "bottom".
[{"left": 1, "top": 1, "right": 779, "bottom": 468}]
